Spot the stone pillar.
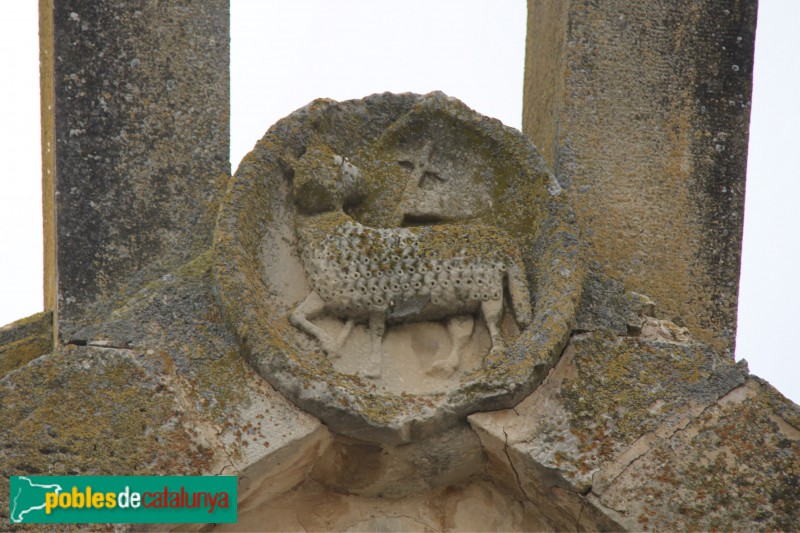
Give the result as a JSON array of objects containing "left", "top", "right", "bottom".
[
  {"left": 39, "top": 0, "right": 230, "bottom": 339},
  {"left": 523, "top": 0, "right": 757, "bottom": 355}
]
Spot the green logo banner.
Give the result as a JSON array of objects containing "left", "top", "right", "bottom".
[{"left": 9, "top": 476, "right": 237, "bottom": 524}]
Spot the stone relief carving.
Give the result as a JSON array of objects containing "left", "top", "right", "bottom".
[
  {"left": 290, "top": 150, "right": 532, "bottom": 379},
  {"left": 213, "top": 92, "right": 583, "bottom": 443}
]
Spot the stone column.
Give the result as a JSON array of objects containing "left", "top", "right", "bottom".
[
  {"left": 523, "top": 0, "right": 757, "bottom": 355},
  {"left": 39, "top": 0, "right": 230, "bottom": 340}
]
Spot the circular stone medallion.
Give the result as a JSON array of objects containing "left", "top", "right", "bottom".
[{"left": 214, "top": 92, "right": 583, "bottom": 444}]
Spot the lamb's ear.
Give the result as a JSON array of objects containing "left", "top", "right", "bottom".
[
  {"left": 336, "top": 158, "right": 367, "bottom": 208},
  {"left": 293, "top": 145, "right": 342, "bottom": 213},
  {"left": 340, "top": 167, "right": 367, "bottom": 208},
  {"left": 294, "top": 177, "right": 339, "bottom": 214}
]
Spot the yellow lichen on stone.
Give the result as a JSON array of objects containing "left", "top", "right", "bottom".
[{"left": 0, "top": 311, "right": 53, "bottom": 379}]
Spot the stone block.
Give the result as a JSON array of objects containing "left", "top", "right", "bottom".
[
  {"left": 219, "top": 479, "right": 549, "bottom": 532},
  {"left": 596, "top": 376, "right": 800, "bottom": 531},
  {"left": 0, "top": 250, "right": 322, "bottom": 528},
  {"left": 469, "top": 322, "right": 799, "bottom": 530},
  {"left": 40, "top": 0, "right": 230, "bottom": 339},
  {"left": 524, "top": 0, "right": 758, "bottom": 354}
]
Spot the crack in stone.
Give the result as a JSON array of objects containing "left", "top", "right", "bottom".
[
  {"left": 66, "top": 337, "right": 138, "bottom": 350},
  {"left": 777, "top": 414, "right": 800, "bottom": 435},
  {"left": 575, "top": 500, "right": 585, "bottom": 530},
  {"left": 667, "top": 394, "right": 725, "bottom": 444},
  {"left": 87, "top": 341, "right": 133, "bottom": 349},
  {"left": 596, "top": 420, "right": 683, "bottom": 499},
  {"left": 295, "top": 508, "right": 308, "bottom": 532},
  {"left": 215, "top": 433, "right": 240, "bottom": 478},
  {"left": 304, "top": 433, "right": 331, "bottom": 485},
  {"left": 595, "top": 382, "right": 749, "bottom": 508},
  {"left": 397, "top": 513, "right": 431, "bottom": 529},
  {"left": 144, "top": 356, "right": 241, "bottom": 481},
  {"left": 502, "top": 427, "right": 533, "bottom": 504}
]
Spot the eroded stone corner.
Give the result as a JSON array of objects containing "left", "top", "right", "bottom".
[
  {"left": 466, "top": 296, "right": 800, "bottom": 532},
  {"left": 0, "top": 311, "right": 54, "bottom": 379},
  {"left": 593, "top": 376, "right": 800, "bottom": 531},
  {"left": 0, "top": 250, "right": 326, "bottom": 529}
]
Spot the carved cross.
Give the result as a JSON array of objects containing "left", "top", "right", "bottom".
[{"left": 397, "top": 141, "right": 447, "bottom": 189}]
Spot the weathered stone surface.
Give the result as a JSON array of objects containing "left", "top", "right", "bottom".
[
  {"left": 40, "top": 1, "right": 230, "bottom": 339},
  {"left": 213, "top": 91, "right": 584, "bottom": 444},
  {"left": 469, "top": 331, "right": 748, "bottom": 486},
  {"left": 235, "top": 425, "right": 332, "bottom": 522},
  {"left": 469, "top": 421, "right": 623, "bottom": 532},
  {"left": 7, "top": 2, "right": 780, "bottom": 528},
  {"left": 524, "top": 0, "right": 757, "bottom": 354},
  {"left": 469, "top": 319, "right": 799, "bottom": 530},
  {"left": 0, "top": 311, "right": 52, "bottom": 378},
  {"left": 574, "top": 272, "right": 655, "bottom": 336},
  {"left": 0, "top": 251, "right": 321, "bottom": 528},
  {"left": 215, "top": 479, "right": 553, "bottom": 533},
  {"left": 593, "top": 376, "right": 800, "bottom": 531},
  {"left": 61, "top": 249, "right": 322, "bottom": 473},
  {"left": 0, "top": 347, "right": 214, "bottom": 481},
  {"left": 310, "top": 424, "right": 485, "bottom": 499}
]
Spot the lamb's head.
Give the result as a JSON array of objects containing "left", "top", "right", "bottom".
[{"left": 293, "top": 146, "right": 366, "bottom": 214}]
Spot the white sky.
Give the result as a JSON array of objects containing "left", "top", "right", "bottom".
[{"left": 0, "top": 1, "right": 797, "bottom": 405}]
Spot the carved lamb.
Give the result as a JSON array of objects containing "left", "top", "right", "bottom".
[{"left": 290, "top": 146, "right": 532, "bottom": 378}]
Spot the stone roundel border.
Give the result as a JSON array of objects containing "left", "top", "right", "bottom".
[{"left": 213, "top": 92, "right": 584, "bottom": 444}]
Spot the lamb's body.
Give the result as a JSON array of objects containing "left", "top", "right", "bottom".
[
  {"left": 298, "top": 211, "right": 530, "bottom": 323},
  {"left": 290, "top": 152, "right": 532, "bottom": 378}
]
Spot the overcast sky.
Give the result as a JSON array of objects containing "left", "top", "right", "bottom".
[{"left": 0, "top": 1, "right": 797, "bottom": 404}]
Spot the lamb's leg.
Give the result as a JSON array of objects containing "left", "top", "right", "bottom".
[
  {"left": 290, "top": 292, "right": 341, "bottom": 355},
  {"left": 364, "top": 311, "right": 386, "bottom": 378},
  {"left": 427, "top": 316, "right": 474, "bottom": 378},
  {"left": 335, "top": 318, "right": 355, "bottom": 351},
  {"left": 481, "top": 297, "right": 506, "bottom": 356}
]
